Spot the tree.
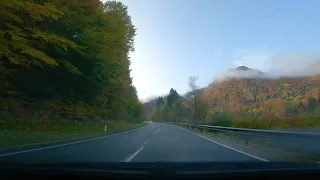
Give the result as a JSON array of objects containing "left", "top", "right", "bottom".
[
  {"left": 205, "top": 108, "right": 214, "bottom": 122},
  {"left": 160, "top": 102, "right": 169, "bottom": 121},
  {"left": 305, "top": 98, "right": 317, "bottom": 115},
  {"left": 167, "top": 88, "right": 179, "bottom": 108},
  {"left": 155, "top": 97, "right": 164, "bottom": 107},
  {"left": 188, "top": 76, "right": 198, "bottom": 122},
  {"left": 211, "top": 112, "right": 233, "bottom": 126},
  {"left": 171, "top": 101, "right": 190, "bottom": 122},
  {"left": 0, "top": 0, "right": 144, "bottom": 122},
  {"left": 196, "top": 100, "right": 209, "bottom": 122},
  {"left": 149, "top": 106, "right": 160, "bottom": 121}
]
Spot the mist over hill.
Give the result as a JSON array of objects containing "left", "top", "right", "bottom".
[
  {"left": 145, "top": 63, "right": 320, "bottom": 129},
  {"left": 215, "top": 61, "right": 320, "bottom": 82}
]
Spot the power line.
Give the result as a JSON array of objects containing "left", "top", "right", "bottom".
[
  {"left": 253, "top": 5, "right": 320, "bottom": 71},
  {"left": 251, "top": 0, "right": 295, "bottom": 40},
  {"left": 268, "top": 0, "right": 296, "bottom": 20},
  {"left": 279, "top": 7, "right": 319, "bottom": 41},
  {"left": 264, "top": 6, "right": 320, "bottom": 53}
]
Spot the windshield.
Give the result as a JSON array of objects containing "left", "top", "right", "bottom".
[{"left": 0, "top": 0, "right": 319, "bottom": 165}]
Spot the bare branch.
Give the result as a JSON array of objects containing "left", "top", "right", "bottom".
[{"left": 188, "top": 76, "right": 198, "bottom": 92}]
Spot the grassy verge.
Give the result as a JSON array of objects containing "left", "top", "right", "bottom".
[
  {"left": 185, "top": 117, "right": 320, "bottom": 130},
  {"left": 183, "top": 126, "right": 320, "bottom": 162},
  {"left": 0, "top": 113, "right": 145, "bottom": 147}
]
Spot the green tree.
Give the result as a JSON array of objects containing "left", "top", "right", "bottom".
[
  {"left": 155, "top": 97, "right": 164, "bottom": 107},
  {"left": 0, "top": 0, "right": 144, "bottom": 122},
  {"left": 167, "top": 88, "right": 179, "bottom": 108},
  {"left": 149, "top": 106, "right": 160, "bottom": 121},
  {"left": 305, "top": 98, "right": 317, "bottom": 115},
  {"left": 196, "top": 100, "right": 209, "bottom": 122},
  {"left": 160, "top": 102, "right": 169, "bottom": 121},
  {"left": 171, "top": 101, "right": 189, "bottom": 122}
]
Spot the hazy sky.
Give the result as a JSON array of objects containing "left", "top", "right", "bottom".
[{"left": 109, "top": 0, "right": 320, "bottom": 101}]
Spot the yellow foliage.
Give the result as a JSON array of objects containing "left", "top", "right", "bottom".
[
  {"left": 12, "top": 1, "right": 64, "bottom": 21},
  {"left": 2, "top": 11, "right": 23, "bottom": 24},
  {"left": 276, "top": 119, "right": 290, "bottom": 129},
  {"left": 62, "top": 61, "right": 83, "bottom": 75},
  {"left": 67, "top": 102, "right": 96, "bottom": 120},
  {"left": 28, "top": 28, "right": 78, "bottom": 50},
  {"left": 22, "top": 48, "right": 58, "bottom": 66}
]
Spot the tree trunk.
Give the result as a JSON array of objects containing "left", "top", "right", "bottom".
[{"left": 194, "top": 93, "right": 196, "bottom": 122}]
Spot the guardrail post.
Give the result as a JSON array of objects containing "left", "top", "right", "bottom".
[
  {"left": 200, "top": 128, "right": 203, "bottom": 133},
  {"left": 212, "top": 130, "right": 216, "bottom": 136},
  {"left": 244, "top": 138, "right": 248, "bottom": 145}
]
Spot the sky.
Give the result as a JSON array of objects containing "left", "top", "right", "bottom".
[{"left": 108, "top": 0, "right": 320, "bottom": 101}]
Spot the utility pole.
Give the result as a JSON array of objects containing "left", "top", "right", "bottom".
[
  {"left": 194, "top": 92, "right": 196, "bottom": 122},
  {"left": 188, "top": 76, "right": 198, "bottom": 123}
]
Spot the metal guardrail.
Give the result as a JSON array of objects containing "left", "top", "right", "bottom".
[{"left": 169, "top": 122, "right": 320, "bottom": 143}]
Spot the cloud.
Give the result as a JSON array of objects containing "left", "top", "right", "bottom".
[
  {"left": 216, "top": 50, "right": 320, "bottom": 81},
  {"left": 264, "top": 53, "right": 320, "bottom": 78},
  {"left": 215, "top": 68, "right": 264, "bottom": 81},
  {"left": 232, "top": 46, "right": 273, "bottom": 71},
  {"left": 233, "top": 53, "right": 270, "bottom": 71}
]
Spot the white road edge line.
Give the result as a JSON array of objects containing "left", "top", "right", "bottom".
[
  {"left": 0, "top": 125, "right": 149, "bottom": 157},
  {"left": 125, "top": 146, "right": 144, "bottom": 162},
  {"left": 176, "top": 126, "right": 270, "bottom": 162}
]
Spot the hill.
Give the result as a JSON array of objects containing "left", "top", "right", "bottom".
[
  {"left": 204, "top": 76, "right": 319, "bottom": 110},
  {"left": 202, "top": 67, "right": 320, "bottom": 111},
  {"left": 146, "top": 66, "right": 320, "bottom": 129},
  {"left": 215, "top": 66, "right": 264, "bottom": 81}
]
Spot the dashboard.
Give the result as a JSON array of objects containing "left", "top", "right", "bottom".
[{"left": 1, "top": 162, "right": 320, "bottom": 180}]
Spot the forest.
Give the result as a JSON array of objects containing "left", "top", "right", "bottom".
[
  {"left": 1, "top": 0, "right": 319, "bottom": 137},
  {"left": 147, "top": 70, "right": 320, "bottom": 130},
  {"left": 0, "top": 0, "right": 145, "bottom": 136}
]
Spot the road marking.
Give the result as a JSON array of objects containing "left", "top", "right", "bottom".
[
  {"left": 0, "top": 125, "right": 149, "bottom": 157},
  {"left": 125, "top": 146, "right": 144, "bottom": 162},
  {"left": 125, "top": 136, "right": 152, "bottom": 162},
  {"left": 155, "top": 128, "right": 159, "bottom": 133},
  {"left": 177, "top": 126, "right": 270, "bottom": 162}
]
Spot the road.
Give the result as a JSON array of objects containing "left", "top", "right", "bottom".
[{"left": 0, "top": 123, "right": 266, "bottom": 164}]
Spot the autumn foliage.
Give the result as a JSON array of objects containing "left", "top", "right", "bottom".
[
  {"left": 147, "top": 69, "right": 320, "bottom": 129},
  {"left": 0, "top": 0, "right": 145, "bottom": 123}
]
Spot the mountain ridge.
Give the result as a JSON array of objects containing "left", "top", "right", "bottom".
[{"left": 144, "top": 66, "right": 320, "bottom": 129}]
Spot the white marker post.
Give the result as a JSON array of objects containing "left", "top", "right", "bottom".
[{"left": 104, "top": 125, "right": 107, "bottom": 132}]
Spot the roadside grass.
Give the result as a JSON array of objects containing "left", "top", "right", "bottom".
[
  {"left": 193, "top": 117, "right": 320, "bottom": 131},
  {"left": 183, "top": 126, "right": 320, "bottom": 162},
  {"left": 0, "top": 113, "right": 145, "bottom": 147}
]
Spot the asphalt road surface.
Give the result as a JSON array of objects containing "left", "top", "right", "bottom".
[{"left": 0, "top": 123, "right": 267, "bottom": 164}]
